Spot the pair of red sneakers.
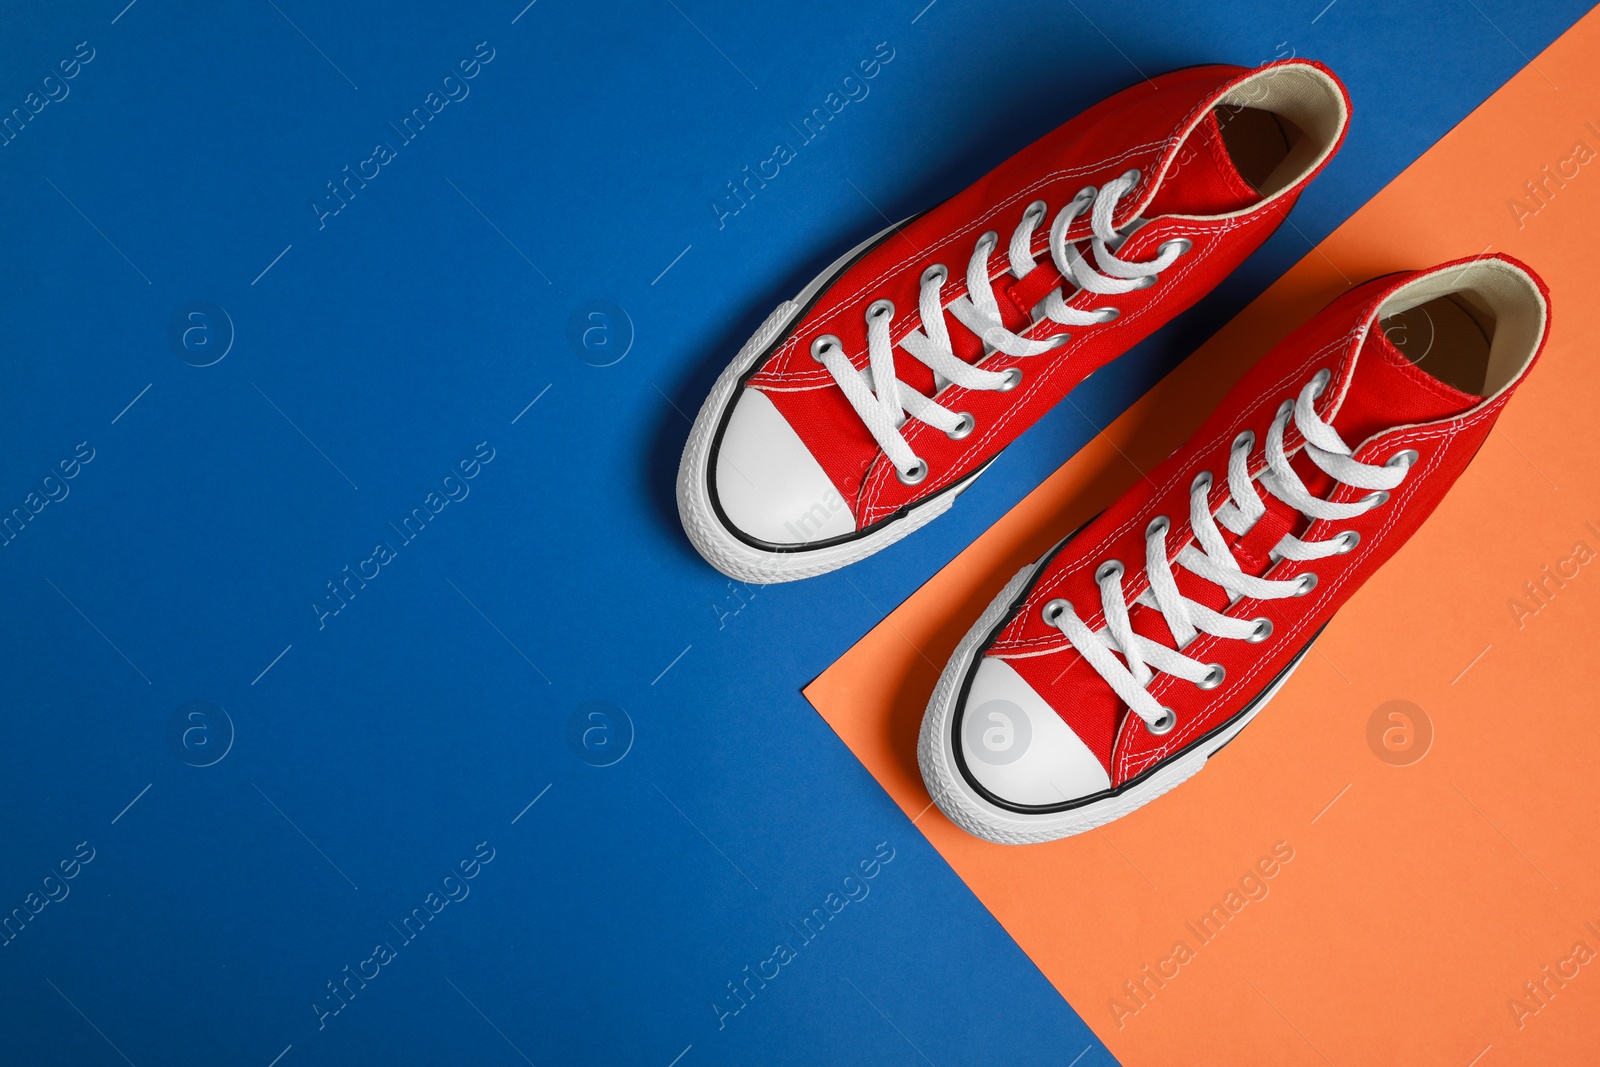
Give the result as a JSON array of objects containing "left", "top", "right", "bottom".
[{"left": 677, "top": 61, "right": 1550, "bottom": 844}]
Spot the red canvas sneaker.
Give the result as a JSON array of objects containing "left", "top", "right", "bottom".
[
  {"left": 919, "top": 256, "right": 1549, "bottom": 844},
  {"left": 678, "top": 60, "right": 1350, "bottom": 583}
]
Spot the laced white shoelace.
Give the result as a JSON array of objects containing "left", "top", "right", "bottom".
[
  {"left": 810, "top": 170, "right": 1189, "bottom": 486},
  {"left": 1043, "top": 371, "right": 1417, "bottom": 734}
]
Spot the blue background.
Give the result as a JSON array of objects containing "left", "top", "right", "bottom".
[{"left": 0, "top": 0, "right": 1588, "bottom": 1063}]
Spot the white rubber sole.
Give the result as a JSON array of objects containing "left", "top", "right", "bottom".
[
  {"left": 675, "top": 221, "right": 986, "bottom": 585},
  {"left": 918, "top": 560, "right": 1311, "bottom": 845}
]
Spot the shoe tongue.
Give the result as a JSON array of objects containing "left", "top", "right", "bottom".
[
  {"left": 1144, "top": 108, "right": 1263, "bottom": 218},
  {"left": 1327, "top": 323, "right": 1482, "bottom": 447},
  {"left": 1231, "top": 324, "right": 1481, "bottom": 565},
  {"left": 951, "top": 110, "right": 1259, "bottom": 367}
]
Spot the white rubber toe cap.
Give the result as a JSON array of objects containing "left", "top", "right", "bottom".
[
  {"left": 715, "top": 388, "right": 855, "bottom": 546},
  {"left": 957, "top": 657, "right": 1111, "bottom": 807}
]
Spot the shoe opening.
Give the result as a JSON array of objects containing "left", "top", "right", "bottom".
[
  {"left": 1375, "top": 259, "right": 1547, "bottom": 400},
  {"left": 1211, "top": 62, "right": 1346, "bottom": 202},
  {"left": 1215, "top": 106, "right": 1301, "bottom": 192}
]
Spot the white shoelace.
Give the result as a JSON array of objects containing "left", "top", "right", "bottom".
[
  {"left": 1043, "top": 371, "right": 1416, "bottom": 733},
  {"left": 811, "top": 170, "right": 1189, "bottom": 485}
]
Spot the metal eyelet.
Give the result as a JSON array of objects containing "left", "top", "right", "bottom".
[
  {"left": 921, "top": 264, "right": 948, "bottom": 286},
  {"left": 1362, "top": 490, "right": 1390, "bottom": 508},
  {"left": 1147, "top": 515, "right": 1170, "bottom": 537},
  {"left": 1232, "top": 429, "right": 1256, "bottom": 454},
  {"left": 1145, "top": 706, "right": 1176, "bottom": 736},
  {"left": 810, "top": 334, "right": 841, "bottom": 363},
  {"left": 1192, "top": 470, "right": 1214, "bottom": 493},
  {"left": 1132, "top": 274, "right": 1159, "bottom": 290},
  {"left": 1158, "top": 238, "right": 1193, "bottom": 257},
  {"left": 1196, "top": 663, "right": 1226, "bottom": 690},
  {"left": 996, "top": 367, "right": 1023, "bottom": 391},
  {"left": 1387, "top": 448, "right": 1420, "bottom": 469},
  {"left": 1023, "top": 199, "right": 1048, "bottom": 225},
  {"left": 1043, "top": 332, "right": 1071, "bottom": 349},
  {"left": 1294, "top": 572, "right": 1319, "bottom": 596},
  {"left": 946, "top": 412, "right": 976, "bottom": 440},
  {"left": 1095, "top": 307, "right": 1121, "bottom": 323},
  {"left": 1311, "top": 368, "right": 1332, "bottom": 395},
  {"left": 1335, "top": 530, "right": 1360, "bottom": 553},
  {"left": 896, "top": 458, "right": 929, "bottom": 486},
  {"left": 1095, "top": 560, "right": 1124, "bottom": 584},
  {"left": 1120, "top": 168, "right": 1142, "bottom": 187},
  {"left": 976, "top": 230, "right": 999, "bottom": 255},
  {"left": 1247, "top": 617, "right": 1273, "bottom": 643},
  {"left": 1042, "top": 598, "right": 1070, "bottom": 625},
  {"left": 867, "top": 298, "right": 894, "bottom": 321},
  {"left": 1276, "top": 398, "right": 1295, "bottom": 419}
]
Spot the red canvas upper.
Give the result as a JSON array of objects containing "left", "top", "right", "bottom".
[
  {"left": 984, "top": 255, "right": 1550, "bottom": 784},
  {"left": 746, "top": 60, "right": 1350, "bottom": 528}
]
